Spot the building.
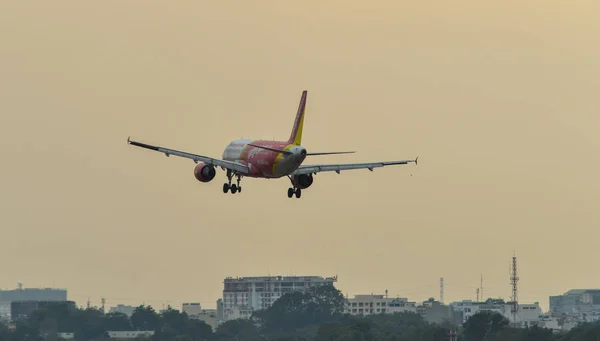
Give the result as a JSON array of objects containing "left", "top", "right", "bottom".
[
  {"left": 0, "top": 287, "right": 67, "bottom": 321},
  {"left": 216, "top": 299, "right": 224, "bottom": 322},
  {"left": 108, "top": 305, "right": 137, "bottom": 317},
  {"left": 450, "top": 298, "right": 543, "bottom": 326},
  {"left": 108, "top": 331, "right": 154, "bottom": 340},
  {"left": 418, "top": 299, "right": 463, "bottom": 325},
  {"left": 0, "top": 287, "right": 67, "bottom": 302},
  {"left": 182, "top": 303, "right": 219, "bottom": 331},
  {"left": 549, "top": 289, "right": 600, "bottom": 315},
  {"left": 222, "top": 275, "right": 337, "bottom": 321},
  {"left": 0, "top": 286, "right": 68, "bottom": 321},
  {"left": 0, "top": 302, "right": 11, "bottom": 322},
  {"left": 345, "top": 294, "right": 417, "bottom": 315},
  {"left": 59, "top": 331, "right": 154, "bottom": 340},
  {"left": 182, "top": 303, "right": 203, "bottom": 316},
  {"left": 224, "top": 306, "right": 253, "bottom": 321},
  {"left": 11, "top": 301, "right": 76, "bottom": 320}
]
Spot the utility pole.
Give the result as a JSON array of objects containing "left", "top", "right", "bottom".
[{"left": 440, "top": 278, "right": 444, "bottom": 304}]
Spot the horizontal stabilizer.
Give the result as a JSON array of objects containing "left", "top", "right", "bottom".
[{"left": 307, "top": 151, "right": 355, "bottom": 156}]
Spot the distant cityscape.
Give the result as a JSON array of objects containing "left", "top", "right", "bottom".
[{"left": 1, "top": 275, "right": 599, "bottom": 337}]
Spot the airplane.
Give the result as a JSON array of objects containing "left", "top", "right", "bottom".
[{"left": 127, "top": 90, "right": 418, "bottom": 198}]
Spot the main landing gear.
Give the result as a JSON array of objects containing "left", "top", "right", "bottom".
[
  {"left": 287, "top": 187, "right": 301, "bottom": 199},
  {"left": 223, "top": 171, "right": 242, "bottom": 194}
]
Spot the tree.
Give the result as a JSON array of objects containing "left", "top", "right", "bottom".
[
  {"left": 306, "top": 285, "right": 347, "bottom": 318},
  {"left": 254, "top": 285, "right": 346, "bottom": 333},
  {"left": 104, "top": 312, "right": 132, "bottom": 331},
  {"left": 554, "top": 321, "right": 600, "bottom": 341},
  {"left": 186, "top": 319, "right": 214, "bottom": 341},
  {"left": 462, "top": 311, "right": 509, "bottom": 341},
  {"left": 27, "top": 302, "right": 79, "bottom": 334},
  {"left": 156, "top": 307, "right": 189, "bottom": 341},
  {"left": 519, "top": 325, "right": 554, "bottom": 341},
  {"left": 316, "top": 323, "right": 366, "bottom": 341},
  {"left": 215, "top": 319, "right": 262, "bottom": 341},
  {"left": 130, "top": 306, "right": 160, "bottom": 331},
  {"left": 173, "top": 335, "right": 193, "bottom": 341},
  {"left": 73, "top": 308, "right": 108, "bottom": 341}
]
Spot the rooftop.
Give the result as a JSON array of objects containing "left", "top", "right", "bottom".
[
  {"left": 564, "top": 289, "right": 600, "bottom": 295},
  {"left": 224, "top": 275, "right": 337, "bottom": 282}
]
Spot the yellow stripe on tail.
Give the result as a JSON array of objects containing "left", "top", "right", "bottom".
[{"left": 288, "top": 90, "right": 307, "bottom": 146}]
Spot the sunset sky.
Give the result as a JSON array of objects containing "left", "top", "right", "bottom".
[{"left": 1, "top": 1, "right": 598, "bottom": 312}]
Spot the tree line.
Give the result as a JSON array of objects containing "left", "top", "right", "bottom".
[{"left": 1, "top": 285, "right": 599, "bottom": 341}]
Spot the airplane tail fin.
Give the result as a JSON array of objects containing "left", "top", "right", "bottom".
[{"left": 288, "top": 90, "right": 307, "bottom": 145}]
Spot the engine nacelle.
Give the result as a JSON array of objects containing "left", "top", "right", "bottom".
[
  {"left": 292, "top": 174, "right": 314, "bottom": 189},
  {"left": 193, "top": 162, "right": 216, "bottom": 183}
]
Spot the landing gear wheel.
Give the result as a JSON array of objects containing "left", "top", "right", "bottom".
[
  {"left": 287, "top": 188, "right": 294, "bottom": 198},
  {"left": 295, "top": 188, "right": 302, "bottom": 198},
  {"left": 238, "top": 186, "right": 242, "bottom": 193},
  {"left": 223, "top": 183, "right": 229, "bottom": 193},
  {"left": 231, "top": 184, "right": 238, "bottom": 194}
]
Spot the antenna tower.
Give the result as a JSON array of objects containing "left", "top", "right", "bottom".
[
  {"left": 476, "top": 288, "right": 480, "bottom": 302},
  {"left": 440, "top": 278, "right": 444, "bottom": 304},
  {"left": 87, "top": 298, "right": 91, "bottom": 309},
  {"left": 101, "top": 298, "right": 106, "bottom": 313},
  {"left": 480, "top": 274, "right": 484, "bottom": 302},
  {"left": 510, "top": 252, "right": 519, "bottom": 326}
]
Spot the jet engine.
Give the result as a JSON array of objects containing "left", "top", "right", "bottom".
[
  {"left": 193, "top": 162, "right": 216, "bottom": 183},
  {"left": 292, "top": 174, "right": 313, "bottom": 189}
]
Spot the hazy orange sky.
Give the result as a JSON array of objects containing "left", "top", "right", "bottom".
[{"left": 1, "top": 1, "right": 598, "bottom": 312}]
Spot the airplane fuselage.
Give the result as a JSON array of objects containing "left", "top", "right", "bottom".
[{"left": 222, "top": 139, "right": 307, "bottom": 178}]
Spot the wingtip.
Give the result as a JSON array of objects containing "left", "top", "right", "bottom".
[
  {"left": 127, "top": 136, "right": 131, "bottom": 144},
  {"left": 415, "top": 156, "right": 418, "bottom": 165}
]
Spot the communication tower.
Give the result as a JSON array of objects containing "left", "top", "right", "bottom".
[{"left": 510, "top": 252, "right": 519, "bottom": 326}]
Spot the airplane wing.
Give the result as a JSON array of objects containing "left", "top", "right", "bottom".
[
  {"left": 291, "top": 158, "right": 418, "bottom": 175},
  {"left": 127, "top": 137, "right": 250, "bottom": 174}
]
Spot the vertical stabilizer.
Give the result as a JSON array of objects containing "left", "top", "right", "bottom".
[{"left": 288, "top": 90, "right": 307, "bottom": 145}]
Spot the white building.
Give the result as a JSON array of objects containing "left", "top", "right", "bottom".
[
  {"left": 345, "top": 294, "right": 417, "bottom": 315},
  {"left": 59, "top": 331, "right": 154, "bottom": 340},
  {"left": 108, "top": 305, "right": 137, "bottom": 317},
  {"left": 450, "top": 299, "right": 543, "bottom": 326},
  {"left": 225, "top": 306, "right": 253, "bottom": 321},
  {"left": 182, "top": 303, "right": 203, "bottom": 316},
  {"left": 0, "top": 301, "right": 11, "bottom": 321},
  {"left": 222, "top": 275, "right": 337, "bottom": 321},
  {"left": 108, "top": 331, "right": 154, "bottom": 340}
]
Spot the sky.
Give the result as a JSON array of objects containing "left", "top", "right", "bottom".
[{"left": 0, "top": 1, "right": 599, "bottom": 313}]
